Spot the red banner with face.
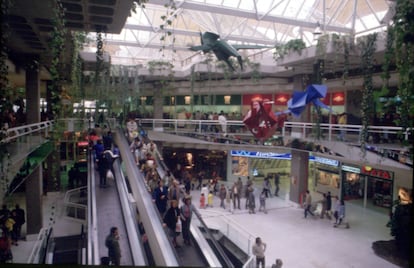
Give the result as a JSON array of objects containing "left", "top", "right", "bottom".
[{"left": 243, "top": 97, "right": 278, "bottom": 140}]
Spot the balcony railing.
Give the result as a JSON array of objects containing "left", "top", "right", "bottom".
[{"left": 137, "top": 118, "right": 412, "bottom": 144}]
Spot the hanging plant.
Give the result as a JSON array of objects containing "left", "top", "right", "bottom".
[
  {"left": 49, "top": 0, "right": 66, "bottom": 121},
  {"left": 48, "top": 0, "right": 67, "bottom": 191},
  {"left": 244, "top": 58, "right": 261, "bottom": 83},
  {"left": 159, "top": 0, "right": 177, "bottom": 56},
  {"left": 392, "top": 0, "right": 414, "bottom": 144},
  {"left": 71, "top": 32, "right": 86, "bottom": 117},
  {"left": 358, "top": 33, "right": 377, "bottom": 157},
  {"left": 381, "top": 26, "right": 395, "bottom": 96},
  {"left": 342, "top": 36, "right": 351, "bottom": 85},
  {"left": 0, "top": 0, "right": 12, "bottom": 132},
  {"left": 315, "top": 34, "right": 329, "bottom": 58},
  {"left": 273, "top": 39, "right": 306, "bottom": 60},
  {"left": 216, "top": 60, "right": 235, "bottom": 85},
  {"left": 95, "top": 30, "right": 110, "bottom": 113}
]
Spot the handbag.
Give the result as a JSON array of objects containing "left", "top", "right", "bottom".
[
  {"left": 106, "top": 170, "right": 114, "bottom": 180},
  {"left": 175, "top": 218, "right": 182, "bottom": 233}
]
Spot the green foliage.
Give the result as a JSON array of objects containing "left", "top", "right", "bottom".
[
  {"left": 0, "top": 0, "right": 12, "bottom": 129},
  {"left": 244, "top": 58, "right": 261, "bottom": 83},
  {"left": 392, "top": 0, "right": 414, "bottom": 136},
  {"left": 49, "top": 0, "right": 67, "bottom": 122},
  {"left": 158, "top": 0, "right": 177, "bottom": 55},
  {"left": 358, "top": 33, "right": 378, "bottom": 158},
  {"left": 273, "top": 39, "right": 306, "bottom": 60}
]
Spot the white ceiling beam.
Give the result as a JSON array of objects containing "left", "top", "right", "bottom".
[
  {"left": 146, "top": 0, "right": 352, "bottom": 33},
  {"left": 123, "top": 24, "right": 276, "bottom": 45}
]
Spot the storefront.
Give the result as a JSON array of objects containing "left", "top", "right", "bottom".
[
  {"left": 342, "top": 165, "right": 363, "bottom": 201},
  {"left": 341, "top": 164, "right": 394, "bottom": 213},
  {"left": 362, "top": 166, "right": 394, "bottom": 209},
  {"left": 313, "top": 156, "right": 341, "bottom": 197}
]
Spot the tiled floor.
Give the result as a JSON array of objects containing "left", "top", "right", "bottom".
[
  {"left": 9, "top": 186, "right": 398, "bottom": 268},
  {"left": 193, "top": 188, "right": 398, "bottom": 268}
]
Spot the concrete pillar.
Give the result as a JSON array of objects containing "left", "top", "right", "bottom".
[
  {"left": 290, "top": 75, "right": 310, "bottom": 138},
  {"left": 153, "top": 87, "right": 163, "bottom": 119},
  {"left": 25, "top": 165, "right": 43, "bottom": 234},
  {"left": 289, "top": 150, "right": 309, "bottom": 204},
  {"left": 25, "top": 63, "right": 43, "bottom": 235},
  {"left": 25, "top": 67, "right": 41, "bottom": 124}
]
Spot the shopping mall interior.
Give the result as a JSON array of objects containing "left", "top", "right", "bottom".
[{"left": 0, "top": 0, "right": 413, "bottom": 267}]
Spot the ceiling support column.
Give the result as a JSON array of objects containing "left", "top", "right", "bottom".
[{"left": 25, "top": 62, "right": 41, "bottom": 124}]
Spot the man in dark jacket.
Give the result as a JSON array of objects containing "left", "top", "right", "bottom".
[
  {"left": 326, "top": 191, "right": 332, "bottom": 219},
  {"left": 105, "top": 227, "right": 121, "bottom": 265}
]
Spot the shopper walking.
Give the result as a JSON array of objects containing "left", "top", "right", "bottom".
[
  {"left": 333, "top": 196, "right": 340, "bottom": 224},
  {"left": 219, "top": 184, "right": 227, "bottom": 209},
  {"left": 163, "top": 200, "right": 181, "bottom": 247},
  {"left": 304, "top": 190, "right": 314, "bottom": 218},
  {"left": 11, "top": 205, "right": 25, "bottom": 242},
  {"left": 320, "top": 193, "right": 327, "bottom": 219},
  {"left": 180, "top": 195, "right": 200, "bottom": 245},
  {"left": 326, "top": 191, "right": 332, "bottom": 219},
  {"left": 105, "top": 226, "right": 121, "bottom": 266},
  {"left": 152, "top": 180, "right": 169, "bottom": 216},
  {"left": 259, "top": 189, "right": 267, "bottom": 214},
  {"left": 274, "top": 173, "right": 280, "bottom": 196},
  {"left": 232, "top": 178, "right": 242, "bottom": 209},
  {"left": 248, "top": 185, "right": 256, "bottom": 214},
  {"left": 252, "top": 237, "right": 267, "bottom": 268},
  {"left": 245, "top": 177, "right": 252, "bottom": 209}
]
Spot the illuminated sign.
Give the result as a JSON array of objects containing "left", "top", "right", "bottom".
[
  {"left": 361, "top": 166, "right": 393, "bottom": 180},
  {"left": 231, "top": 150, "right": 291, "bottom": 159},
  {"left": 314, "top": 156, "right": 339, "bottom": 167},
  {"left": 77, "top": 141, "right": 89, "bottom": 146},
  {"left": 342, "top": 165, "right": 360, "bottom": 173},
  {"left": 230, "top": 151, "right": 338, "bottom": 167}
]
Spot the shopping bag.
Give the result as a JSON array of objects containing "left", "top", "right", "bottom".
[{"left": 175, "top": 218, "right": 182, "bottom": 233}]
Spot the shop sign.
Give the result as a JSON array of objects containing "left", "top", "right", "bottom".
[
  {"left": 361, "top": 166, "right": 393, "bottom": 180},
  {"left": 342, "top": 165, "right": 360, "bottom": 173},
  {"left": 314, "top": 156, "right": 339, "bottom": 167},
  {"left": 231, "top": 150, "right": 291, "bottom": 159}
]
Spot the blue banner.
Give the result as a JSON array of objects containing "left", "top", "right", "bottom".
[{"left": 230, "top": 150, "right": 339, "bottom": 167}]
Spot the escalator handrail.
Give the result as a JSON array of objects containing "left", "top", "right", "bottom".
[
  {"left": 114, "top": 127, "right": 179, "bottom": 267},
  {"left": 112, "top": 158, "right": 147, "bottom": 266},
  {"left": 192, "top": 207, "right": 235, "bottom": 268},
  {"left": 137, "top": 122, "right": 234, "bottom": 268},
  {"left": 87, "top": 151, "right": 100, "bottom": 265}
]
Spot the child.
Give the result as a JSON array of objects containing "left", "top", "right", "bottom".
[
  {"left": 207, "top": 190, "right": 214, "bottom": 208},
  {"left": 200, "top": 193, "right": 206, "bottom": 209},
  {"left": 259, "top": 189, "right": 267, "bottom": 214}
]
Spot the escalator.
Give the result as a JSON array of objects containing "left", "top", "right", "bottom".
[{"left": 118, "top": 125, "right": 239, "bottom": 267}]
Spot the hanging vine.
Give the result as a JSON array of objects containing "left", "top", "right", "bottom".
[
  {"left": 158, "top": 0, "right": 178, "bottom": 57},
  {"left": 48, "top": 0, "right": 67, "bottom": 191},
  {"left": 342, "top": 36, "right": 350, "bottom": 85},
  {"left": 0, "top": 0, "right": 12, "bottom": 134},
  {"left": 392, "top": 0, "right": 414, "bottom": 143},
  {"left": 358, "top": 33, "right": 377, "bottom": 157},
  {"left": 71, "top": 32, "right": 86, "bottom": 118},
  {"left": 244, "top": 58, "right": 261, "bottom": 83}
]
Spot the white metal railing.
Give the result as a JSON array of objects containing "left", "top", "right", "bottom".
[
  {"left": 27, "top": 227, "right": 52, "bottom": 264},
  {"left": 283, "top": 121, "right": 412, "bottom": 142},
  {"left": 0, "top": 120, "right": 53, "bottom": 144},
  {"left": 200, "top": 209, "right": 255, "bottom": 265},
  {"left": 0, "top": 118, "right": 90, "bottom": 145},
  {"left": 137, "top": 118, "right": 412, "bottom": 144},
  {"left": 242, "top": 255, "right": 255, "bottom": 268},
  {"left": 64, "top": 186, "right": 88, "bottom": 222}
]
